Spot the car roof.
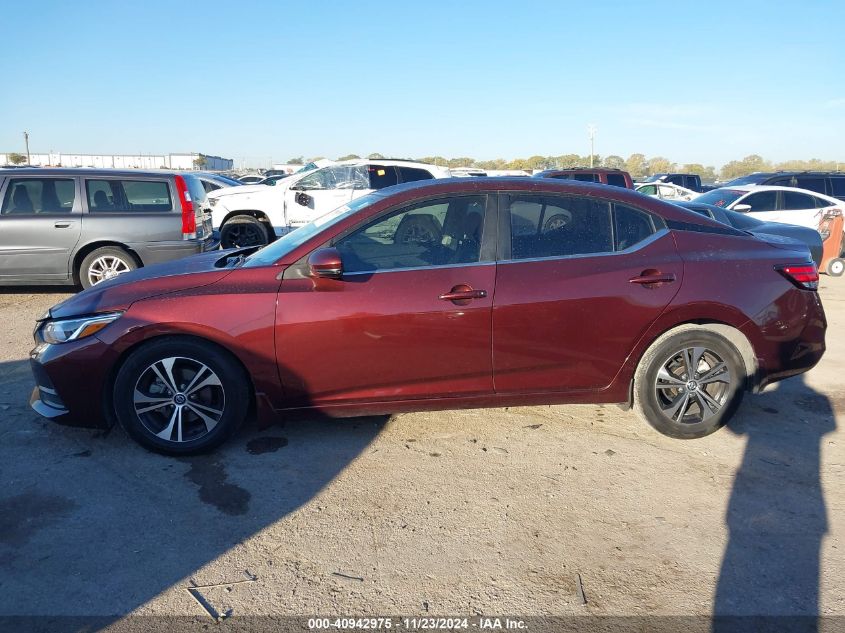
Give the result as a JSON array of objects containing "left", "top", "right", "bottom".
[
  {"left": 535, "top": 168, "right": 628, "bottom": 174},
  {"left": 0, "top": 167, "right": 196, "bottom": 178}
]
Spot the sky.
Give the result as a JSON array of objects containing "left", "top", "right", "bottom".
[{"left": 1, "top": 0, "right": 844, "bottom": 168}]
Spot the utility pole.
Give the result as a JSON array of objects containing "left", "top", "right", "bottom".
[
  {"left": 23, "top": 131, "right": 30, "bottom": 164},
  {"left": 587, "top": 124, "right": 597, "bottom": 167}
]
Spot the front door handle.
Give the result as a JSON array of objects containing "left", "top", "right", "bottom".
[
  {"left": 54, "top": 221, "right": 73, "bottom": 228},
  {"left": 629, "top": 269, "right": 676, "bottom": 286},
  {"left": 439, "top": 284, "right": 487, "bottom": 302}
]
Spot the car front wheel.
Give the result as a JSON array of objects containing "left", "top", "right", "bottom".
[
  {"left": 633, "top": 329, "right": 745, "bottom": 439},
  {"left": 220, "top": 215, "right": 269, "bottom": 249},
  {"left": 113, "top": 338, "right": 250, "bottom": 454}
]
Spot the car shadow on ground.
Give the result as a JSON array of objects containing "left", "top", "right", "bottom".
[
  {"left": 0, "top": 357, "right": 389, "bottom": 626},
  {"left": 714, "top": 375, "right": 836, "bottom": 632}
]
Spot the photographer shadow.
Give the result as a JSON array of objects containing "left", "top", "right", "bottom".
[{"left": 713, "top": 375, "right": 835, "bottom": 632}]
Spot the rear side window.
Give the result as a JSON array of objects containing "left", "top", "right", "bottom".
[
  {"left": 795, "top": 177, "right": 825, "bottom": 193},
  {"left": 830, "top": 178, "right": 845, "bottom": 197},
  {"left": 398, "top": 166, "right": 434, "bottom": 183},
  {"left": 741, "top": 191, "right": 777, "bottom": 212},
  {"left": 1, "top": 178, "right": 75, "bottom": 214},
  {"left": 768, "top": 177, "right": 793, "bottom": 187},
  {"left": 86, "top": 179, "right": 172, "bottom": 212},
  {"left": 614, "top": 205, "right": 657, "bottom": 251},
  {"left": 201, "top": 180, "right": 221, "bottom": 193},
  {"left": 572, "top": 173, "right": 599, "bottom": 182},
  {"left": 782, "top": 191, "right": 816, "bottom": 211},
  {"left": 508, "top": 194, "right": 612, "bottom": 260},
  {"left": 550, "top": 173, "right": 572, "bottom": 180},
  {"left": 606, "top": 174, "right": 627, "bottom": 188},
  {"left": 368, "top": 165, "right": 399, "bottom": 190}
]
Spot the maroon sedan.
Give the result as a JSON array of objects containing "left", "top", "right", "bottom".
[{"left": 30, "top": 178, "right": 826, "bottom": 454}]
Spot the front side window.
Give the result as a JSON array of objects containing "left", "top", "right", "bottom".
[
  {"left": 508, "top": 194, "right": 613, "bottom": 260},
  {"left": 86, "top": 180, "right": 172, "bottom": 212},
  {"left": 335, "top": 196, "right": 486, "bottom": 273},
  {"left": 637, "top": 185, "right": 658, "bottom": 195},
  {"left": 739, "top": 191, "right": 777, "bottom": 212},
  {"left": 367, "top": 165, "right": 399, "bottom": 190},
  {"left": 782, "top": 191, "right": 815, "bottom": 211},
  {"left": 1, "top": 178, "right": 75, "bottom": 215}
]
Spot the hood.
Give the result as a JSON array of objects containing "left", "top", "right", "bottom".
[{"left": 48, "top": 250, "right": 236, "bottom": 319}]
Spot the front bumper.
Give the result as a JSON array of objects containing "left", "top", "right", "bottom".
[{"left": 29, "top": 335, "right": 118, "bottom": 429}]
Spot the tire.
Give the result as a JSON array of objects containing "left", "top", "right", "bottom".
[
  {"left": 79, "top": 246, "right": 137, "bottom": 289},
  {"left": 113, "top": 338, "right": 250, "bottom": 454},
  {"left": 220, "top": 215, "right": 269, "bottom": 249},
  {"left": 633, "top": 328, "right": 745, "bottom": 439},
  {"left": 826, "top": 258, "right": 844, "bottom": 277}
]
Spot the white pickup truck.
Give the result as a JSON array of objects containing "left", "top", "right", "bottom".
[{"left": 208, "top": 159, "right": 451, "bottom": 248}]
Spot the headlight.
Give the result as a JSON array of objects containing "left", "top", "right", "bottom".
[{"left": 41, "top": 312, "right": 123, "bottom": 344}]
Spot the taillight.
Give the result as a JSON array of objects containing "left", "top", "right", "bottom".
[
  {"left": 776, "top": 263, "right": 819, "bottom": 290},
  {"left": 174, "top": 175, "right": 196, "bottom": 240}
]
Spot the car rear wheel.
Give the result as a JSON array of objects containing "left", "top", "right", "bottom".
[
  {"left": 113, "top": 338, "right": 250, "bottom": 454},
  {"left": 79, "top": 246, "right": 137, "bottom": 289},
  {"left": 220, "top": 215, "right": 269, "bottom": 249},
  {"left": 633, "top": 329, "right": 745, "bottom": 439}
]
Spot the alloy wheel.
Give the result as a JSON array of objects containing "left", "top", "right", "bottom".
[
  {"left": 226, "top": 224, "right": 265, "bottom": 247},
  {"left": 133, "top": 356, "right": 225, "bottom": 444},
  {"left": 654, "top": 346, "right": 732, "bottom": 424},
  {"left": 87, "top": 255, "right": 131, "bottom": 285}
]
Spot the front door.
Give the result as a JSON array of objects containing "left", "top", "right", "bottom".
[
  {"left": 0, "top": 177, "right": 81, "bottom": 281},
  {"left": 275, "top": 194, "right": 495, "bottom": 407},
  {"left": 493, "top": 193, "right": 683, "bottom": 393}
]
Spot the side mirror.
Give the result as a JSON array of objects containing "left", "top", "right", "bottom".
[
  {"left": 733, "top": 204, "right": 752, "bottom": 213},
  {"left": 308, "top": 248, "right": 343, "bottom": 279}
]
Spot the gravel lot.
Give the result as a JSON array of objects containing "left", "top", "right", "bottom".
[{"left": 0, "top": 280, "right": 843, "bottom": 626}]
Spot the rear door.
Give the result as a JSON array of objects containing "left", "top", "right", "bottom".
[
  {"left": 493, "top": 193, "right": 682, "bottom": 393},
  {"left": 0, "top": 176, "right": 81, "bottom": 281},
  {"left": 81, "top": 176, "right": 182, "bottom": 248}
]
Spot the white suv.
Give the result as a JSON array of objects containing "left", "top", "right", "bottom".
[{"left": 209, "top": 159, "right": 451, "bottom": 247}]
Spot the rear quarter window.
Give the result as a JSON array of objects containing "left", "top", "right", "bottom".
[{"left": 606, "top": 174, "right": 628, "bottom": 188}]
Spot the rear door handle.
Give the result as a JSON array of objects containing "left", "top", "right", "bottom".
[
  {"left": 54, "top": 221, "right": 73, "bottom": 228},
  {"left": 629, "top": 271, "right": 676, "bottom": 286},
  {"left": 439, "top": 285, "right": 487, "bottom": 302}
]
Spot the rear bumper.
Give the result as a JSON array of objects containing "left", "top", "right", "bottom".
[
  {"left": 744, "top": 289, "right": 827, "bottom": 392},
  {"left": 128, "top": 236, "right": 219, "bottom": 266}
]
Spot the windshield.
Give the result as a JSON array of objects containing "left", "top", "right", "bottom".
[
  {"left": 243, "top": 193, "right": 383, "bottom": 267},
  {"left": 644, "top": 174, "right": 667, "bottom": 183},
  {"left": 693, "top": 189, "right": 747, "bottom": 208}
]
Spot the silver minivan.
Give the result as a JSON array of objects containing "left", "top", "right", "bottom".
[{"left": 0, "top": 168, "right": 216, "bottom": 288}]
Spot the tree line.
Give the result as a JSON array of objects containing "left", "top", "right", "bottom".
[{"left": 288, "top": 153, "right": 843, "bottom": 182}]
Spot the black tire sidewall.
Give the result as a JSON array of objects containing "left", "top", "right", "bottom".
[
  {"left": 79, "top": 246, "right": 137, "bottom": 289},
  {"left": 113, "top": 339, "right": 250, "bottom": 454},
  {"left": 220, "top": 216, "right": 268, "bottom": 249},
  {"left": 635, "top": 330, "right": 745, "bottom": 439}
]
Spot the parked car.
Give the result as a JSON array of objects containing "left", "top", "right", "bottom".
[
  {"left": 723, "top": 171, "right": 845, "bottom": 201},
  {"left": 642, "top": 173, "right": 713, "bottom": 193},
  {"left": 674, "top": 200, "right": 823, "bottom": 267},
  {"left": 534, "top": 168, "right": 633, "bottom": 188},
  {"left": 208, "top": 159, "right": 451, "bottom": 248},
  {"left": 195, "top": 172, "right": 244, "bottom": 194},
  {"left": 636, "top": 182, "right": 699, "bottom": 201},
  {"left": 694, "top": 186, "right": 843, "bottom": 235},
  {"left": 0, "top": 168, "right": 216, "bottom": 288},
  {"left": 31, "top": 178, "right": 825, "bottom": 454},
  {"left": 237, "top": 174, "right": 265, "bottom": 184}
]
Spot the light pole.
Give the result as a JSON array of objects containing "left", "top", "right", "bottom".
[
  {"left": 587, "top": 124, "right": 597, "bottom": 167},
  {"left": 23, "top": 131, "right": 30, "bottom": 164}
]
